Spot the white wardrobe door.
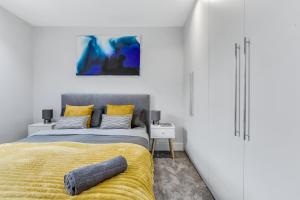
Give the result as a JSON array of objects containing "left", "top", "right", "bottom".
[
  {"left": 208, "top": 0, "right": 244, "bottom": 199},
  {"left": 244, "top": 0, "right": 300, "bottom": 199}
]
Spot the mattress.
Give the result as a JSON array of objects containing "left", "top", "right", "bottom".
[{"left": 19, "top": 127, "right": 149, "bottom": 149}]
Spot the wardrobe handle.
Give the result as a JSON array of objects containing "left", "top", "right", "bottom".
[
  {"left": 247, "top": 39, "right": 251, "bottom": 141},
  {"left": 234, "top": 43, "right": 238, "bottom": 136},
  {"left": 243, "top": 37, "right": 251, "bottom": 141},
  {"left": 234, "top": 43, "right": 241, "bottom": 137},
  {"left": 237, "top": 43, "right": 241, "bottom": 137}
]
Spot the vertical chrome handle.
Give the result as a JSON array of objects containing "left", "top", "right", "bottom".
[
  {"left": 234, "top": 43, "right": 238, "bottom": 136},
  {"left": 247, "top": 39, "right": 251, "bottom": 141},
  {"left": 234, "top": 43, "right": 241, "bottom": 137},
  {"left": 237, "top": 43, "right": 241, "bottom": 137},
  {"left": 243, "top": 37, "right": 251, "bottom": 141}
]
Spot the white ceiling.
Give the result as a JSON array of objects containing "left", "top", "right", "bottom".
[{"left": 0, "top": 0, "right": 196, "bottom": 27}]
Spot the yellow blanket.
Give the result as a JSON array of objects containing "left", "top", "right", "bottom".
[{"left": 0, "top": 142, "right": 154, "bottom": 200}]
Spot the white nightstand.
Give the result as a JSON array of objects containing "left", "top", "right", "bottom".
[
  {"left": 150, "top": 123, "right": 175, "bottom": 159},
  {"left": 28, "top": 123, "right": 56, "bottom": 136}
]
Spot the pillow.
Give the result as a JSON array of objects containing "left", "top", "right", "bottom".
[
  {"left": 55, "top": 116, "right": 89, "bottom": 129},
  {"left": 64, "top": 105, "right": 94, "bottom": 128},
  {"left": 100, "top": 114, "right": 132, "bottom": 129},
  {"left": 106, "top": 104, "right": 135, "bottom": 116},
  {"left": 90, "top": 108, "right": 102, "bottom": 128},
  {"left": 61, "top": 107, "right": 103, "bottom": 128},
  {"left": 132, "top": 109, "right": 146, "bottom": 128}
]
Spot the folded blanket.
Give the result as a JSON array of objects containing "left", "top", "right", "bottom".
[{"left": 64, "top": 155, "right": 127, "bottom": 195}]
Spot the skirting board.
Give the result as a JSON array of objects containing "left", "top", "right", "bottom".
[
  {"left": 185, "top": 147, "right": 217, "bottom": 199},
  {"left": 152, "top": 140, "right": 184, "bottom": 151}
]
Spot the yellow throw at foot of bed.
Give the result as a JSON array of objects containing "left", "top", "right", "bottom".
[{"left": 0, "top": 142, "right": 155, "bottom": 200}]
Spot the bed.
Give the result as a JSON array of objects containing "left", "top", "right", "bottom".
[{"left": 0, "top": 94, "right": 155, "bottom": 200}]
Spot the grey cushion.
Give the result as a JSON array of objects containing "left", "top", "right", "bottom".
[
  {"left": 55, "top": 116, "right": 89, "bottom": 129},
  {"left": 132, "top": 109, "right": 146, "bottom": 128},
  {"left": 100, "top": 114, "right": 132, "bottom": 129},
  {"left": 61, "top": 107, "right": 103, "bottom": 128},
  {"left": 90, "top": 108, "right": 102, "bottom": 127}
]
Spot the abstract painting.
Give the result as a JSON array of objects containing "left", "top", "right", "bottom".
[{"left": 76, "top": 35, "right": 140, "bottom": 75}]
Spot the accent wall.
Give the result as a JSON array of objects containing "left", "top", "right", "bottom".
[{"left": 32, "top": 27, "right": 185, "bottom": 150}]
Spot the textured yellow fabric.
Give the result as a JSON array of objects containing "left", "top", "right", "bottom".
[
  {"left": 0, "top": 142, "right": 154, "bottom": 200},
  {"left": 64, "top": 105, "right": 94, "bottom": 128},
  {"left": 106, "top": 104, "right": 135, "bottom": 116}
]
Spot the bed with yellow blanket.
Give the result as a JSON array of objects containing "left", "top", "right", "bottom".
[{"left": 0, "top": 142, "right": 154, "bottom": 200}]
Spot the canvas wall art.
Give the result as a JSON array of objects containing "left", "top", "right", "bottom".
[{"left": 76, "top": 35, "right": 140, "bottom": 75}]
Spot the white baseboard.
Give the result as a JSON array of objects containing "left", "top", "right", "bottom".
[{"left": 154, "top": 140, "right": 184, "bottom": 151}]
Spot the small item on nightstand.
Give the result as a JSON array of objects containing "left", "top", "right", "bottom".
[
  {"left": 42, "top": 109, "right": 53, "bottom": 124},
  {"left": 159, "top": 123, "right": 172, "bottom": 127},
  {"left": 151, "top": 110, "right": 161, "bottom": 125}
]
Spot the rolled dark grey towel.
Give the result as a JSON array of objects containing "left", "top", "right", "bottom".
[{"left": 64, "top": 156, "right": 127, "bottom": 195}]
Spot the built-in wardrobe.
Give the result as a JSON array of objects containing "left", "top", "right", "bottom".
[{"left": 185, "top": 0, "right": 300, "bottom": 200}]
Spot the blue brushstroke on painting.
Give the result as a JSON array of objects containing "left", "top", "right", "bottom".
[
  {"left": 120, "top": 44, "right": 140, "bottom": 68},
  {"left": 86, "top": 64, "right": 102, "bottom": 75},
  {"left": 76, "top": 35, "right": 140, "bottom": 75}
]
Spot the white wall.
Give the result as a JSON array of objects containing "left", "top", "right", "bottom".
[
  {"left": 32, "top": 27, "right": 184, "bottom": 150},
  {"left": 0, "top": 7, "right": 33, "bottom": 143},
  {"left": 183, "top": 0, "right": 211, "bottom": 185}
]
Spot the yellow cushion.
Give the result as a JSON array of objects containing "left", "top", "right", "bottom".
[
  {"left": 64, "top": 105, "right": 94, "bottom": 128},
  {"left": 106, "top": 104, "right": 135, "bottom": 115}
]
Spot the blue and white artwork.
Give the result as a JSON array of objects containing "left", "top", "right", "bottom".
[{"left": 76, "top": 35, "right": 140, "bottom": 75}]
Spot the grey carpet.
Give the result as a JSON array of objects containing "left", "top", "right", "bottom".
[{"left": 154, "top": 151, "right": 214, "bottom": 200}]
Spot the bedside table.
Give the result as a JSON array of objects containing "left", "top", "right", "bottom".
[
  {"left": 150, "top": 123, "right": 175, "bottom": 159},
  {"left": 28, "top": 122, "right": 56, "bottom": 136}
]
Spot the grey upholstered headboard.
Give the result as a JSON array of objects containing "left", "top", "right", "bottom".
[{"left": 61, "top": 93, "right": 150, "bottom": 133}]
